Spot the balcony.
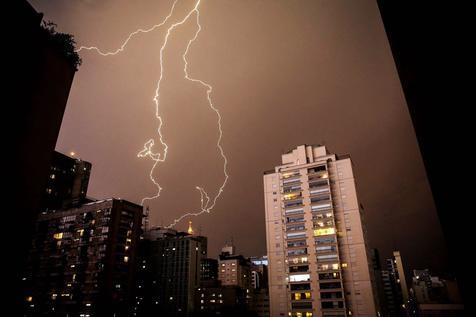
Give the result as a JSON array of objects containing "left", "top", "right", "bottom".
[
  {"left": 291, "top": 301, "right": 313, "bottom": 310},
  {"left": 287, "top": 248, "right": 307, "bottom": 257},
  {"left": 319, "top": 281, "right": 343, "bottom": 291},
  {"left": 286, "top": 216, "right": 305, "bottom": 224},
  {"left": 282, "top": 176, "right": 301, "bottom": 184},
  {"left": 284, "top": 200, "right": 304, "bottom": 209},
  {"left": 289, "top": 265, "right": 310, "bottom": 273},
  {"left": 285, "top": 207, "right": 304, "bottom": 215},
  {"left": 308, "top": 178, "right": 329, "bottom": 189},
  {"left": 289, "top": 273, "right": 311, "bottom": 283},
  {"left": 318, "top": 272, "right": 341, "bottom": 281},
  {"left": 287, "top": 240, "right": 307, "bottom": 248},
  {"left": 286, "top": 231, "right": 306, "bottom": 240},
  {"left": 283, "top": 184, "right": 302, "bottom": 194},
  {"left": 286, "top": 224, "right": 306, "bottom": 233},
  {"left": 290, "top": 283, "right": 311, "bottom": 291},
  {"left": 311, "top": 202, "right": 332, "bottom": 212}
]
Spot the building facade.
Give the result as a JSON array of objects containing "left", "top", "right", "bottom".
[
  {"left": 200, "top": 258, "right": 219, "bottom": 283},
  {"left": 134, "top": 227, "right": 207, "bottom": 316},
  {"left": 23, "top": 198, "right": 143, "bottom": 316},
  {"left": 264, "top": 145, "right": 377, "bottom": 317},
  {"left": 11, "top": 2, "right": 80, "bottom": 309},
  {"left": 41, "top": 151, "right": 92, "bottom": 212},
  {"left": 218, "top": 253, "right": 251, "bottom": 290}
]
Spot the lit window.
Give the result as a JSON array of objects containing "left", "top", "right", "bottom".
[
  {"left": 53, "top": 233, "right": 63, "bottom": 240},
  {"left": 124, "top": 256, "right": 129, "bottom": 263},
  {"left": 305, "top": 292, "right": 311, "bottom": 299},
  {"left": 313, "top": 228, "right": 336, "bottom": 236},
  {"left": 289, "top": 274, "right": 310, "bottom": 282},
  {"left": 341, "top": 263, "right": 348, "bottom": 268}
]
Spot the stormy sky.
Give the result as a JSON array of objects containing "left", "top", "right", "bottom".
[{"left": 30, "top": 0, "right": 448, "bottom": 274}]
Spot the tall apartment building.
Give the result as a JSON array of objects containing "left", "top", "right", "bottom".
[
  {"left": 41, "top": 151, "right": 92, "bottom": 212},
  {"left": 264, "top": 145, "right": 377, "bottom": 317},
  {"left": 23, "top": 198, "right": 143, "bottom": 316},
  {"left": 134, "top": 227, "right": 207, "bottom": 316}
]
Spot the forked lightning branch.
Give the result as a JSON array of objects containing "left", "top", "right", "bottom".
[{"left": 77, "top": 0, "right": 228, "bottom": 228}]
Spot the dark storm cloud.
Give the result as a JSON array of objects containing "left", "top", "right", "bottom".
[{"left": 30, "top": 0, "right": 447, "bottom": 273}]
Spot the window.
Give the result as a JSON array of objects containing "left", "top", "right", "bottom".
[
  {"left": 314, "top": 228, "right": 335, "bottom": 236},
  {"left": 287, "top": 232, "right": 306, "bottom": 239},
  {"left": 311, "top": 203, "right": 332, "bottom": 211},
  {"left": 317, "top": 254, "right": 338, "bottom": 261},
  {"left": 289, "top": 274, "right": 310, "bottom": 282}
]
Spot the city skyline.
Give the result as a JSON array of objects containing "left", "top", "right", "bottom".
[{"left": 29, "top": 0, "right": 446, "bottom": 276}]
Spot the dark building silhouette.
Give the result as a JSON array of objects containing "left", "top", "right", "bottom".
[
  {"left": 10, "top": 1, "right": 81, "bottom": 311},
  {"left": 410, "top": 269, "right": 464, "bottom": 316},
  {"left": 134, "top": 228, "right": 207, "bottom": 316},
  {"left": 249, "top": 256, "right": 270, "bottom": 317},
  {"left": 380, "top": 256, "right": 406, "bottom": 317},
  {"left": 200, "top": 258, "right": 218, "bottom": 283},
  {"left": 23, "top": 199, "right": 143, "bottom": 317},
  {"left": 41, "top": 151, "right": 92, "bottom": 212},
  {"left": 194, "top": 285, "right": 249, "bottom": 317},
  {"left": 376, "top": 1, "right": 463, "bottom": 299}
]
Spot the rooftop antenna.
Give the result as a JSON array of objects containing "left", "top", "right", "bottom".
[{"left": 187, "top": 221, "right": 194, "bottom": 235}]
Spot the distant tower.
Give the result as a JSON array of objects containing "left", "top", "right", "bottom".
[{"left": 187, "top": 221, "right": 194, "bottom": 235}]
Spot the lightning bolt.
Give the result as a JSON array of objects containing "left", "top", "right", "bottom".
[
  {"left": 77, "top": 0, "right": 179, "bottom": 56},
  {"left": 77, "top": 0, "right": 229, "bottom": 228}
]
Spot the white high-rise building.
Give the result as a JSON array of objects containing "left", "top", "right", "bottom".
[{"left": 264, "top": 145, "right": 378, "bottom": 317}]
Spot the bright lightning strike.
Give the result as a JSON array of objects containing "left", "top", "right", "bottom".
[
  {"left": 77, "top": 0, "right": 229, "bottom": 228},
  {"left": 76, "top": 0, "right": 179, "bottom": 56}
]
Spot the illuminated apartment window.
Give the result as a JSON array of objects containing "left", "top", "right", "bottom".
[
  {"left": 341, "top": 263, "right": 348, "bottom": 268},
  {"left": 313, "top": 228, "right": 336, "bottom": 236},
  {"left": 289, "top": 274, "right": 310, "bottom": 282},
  {"left": 124, "top": 256, "right": 129, "bottom": 263},
  {"left": 53, "top": 232, "right": 63, "bottom": 240}
]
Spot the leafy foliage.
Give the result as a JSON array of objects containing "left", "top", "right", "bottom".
[{"left": 41, "top": 21, "right": 82, "bottom": 70}]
